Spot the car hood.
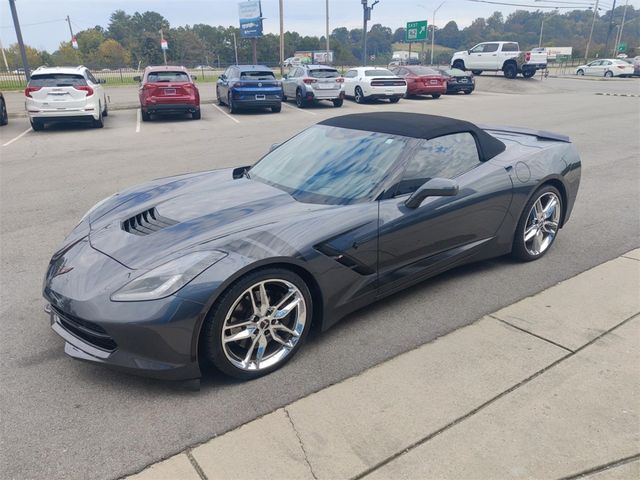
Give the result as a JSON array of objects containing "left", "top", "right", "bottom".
[
  {"left": 88, "top": 168, "right": 335, "bottom": 269},
  {"left": 453, "top": 50, "right": 468, "bottom": 56}
]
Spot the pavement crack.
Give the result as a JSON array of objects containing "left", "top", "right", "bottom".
[
  {"left": 558, "top": 452, "right": 640, "bottom": 479},
  {"left": 489, "top": 314, "right": 574, "bottom": 353},
  {"left": 284, "top": 407, "right": 318, "bottom": 480},
  {"left": 186, "top": 449, "right": 209, "bottom": 480}
]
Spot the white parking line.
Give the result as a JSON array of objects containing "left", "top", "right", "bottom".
[
  {"left": 2, "top": 127, "right": 32, "bottom": 148},
  {"left": 135, "top": 109, "right": 141, "bottom": 133},
  {"left": 282, "top": 102, "right": 317, "bottom": 116},
  {"left": 211, "top": 102, "right": 241, "bottom": 124}
]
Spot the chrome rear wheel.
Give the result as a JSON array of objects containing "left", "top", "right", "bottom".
[{"left": 523, "top": 192, "right": 561, "bottom": 256}]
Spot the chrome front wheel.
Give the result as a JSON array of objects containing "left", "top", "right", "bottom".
[
  {"left": 513, "top": 186, "right": 563, "bottom": 261},
  {"left": 201, "top": 269, "right": 312, "bottom": 379}
]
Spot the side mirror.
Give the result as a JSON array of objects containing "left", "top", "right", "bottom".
[
  {"left": 283, "top": 74, "right": 288, "bottom": 79},
  {"left": 133, "top": 75, "right": 141, "bottom": 82},
  {"left": 192, "top": 75, "right": 197, "bottom": 80},
  {"left": 269, "top": 143, "right": 280, "bottom": 152},
  {"left": 220, "top": 74, "right": 226, "bottom": 81},
  {"left": 405, "top": 178, "right": 459, "bottom": 209},
  {"left": 99, "top": 78, "right": 106, "bottom": 84}
]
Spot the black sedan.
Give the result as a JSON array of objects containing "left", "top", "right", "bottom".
[
  {"left": 438, "top": 68, "right": 475, "bottom": 94},
  {"left": 43, "top": 113, "right": 581, "bottom": 382}
]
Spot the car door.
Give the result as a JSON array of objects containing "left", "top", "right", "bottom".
[
  {"left": 343, "top": 69, "right": 358, "bottom": 96},
  {"left": 282, "top": 67, "right": 294, "bottom": 97},
  {"left": 600, "top": 60, "right": 612, "bottom": 76},
  {"left": 479, "top": 42, "right": 500, "bottom": 69},
  {"left": 217, "top": 67, "right": 230, "bottom": 99},
  {"left": 585, "top": 61, "right": 600, "bottom": 75},
  {"left": 376, "top": 132, "right": 513, "bottom": 296},
  {"left": 466, "top": 44, "right": 486, "bottom": 69}
]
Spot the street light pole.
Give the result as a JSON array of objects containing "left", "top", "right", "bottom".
[
  {"left": 539, "top": 10, "right": 558, "bottom": 48},
  {"left": 430, "top": 0, "right": 446, "bottom": 65},
  {"left": 361, "top": 0, "right": 379, "bottom": 66},
  {"left": 8, "top": 0, "right": 31, "bottom": 80},
  {"left": 326, "top": 0, "right": 330, "bottom": 63},
  {"left": 279, "top": 0, "right": 284, "bottom": 76}
]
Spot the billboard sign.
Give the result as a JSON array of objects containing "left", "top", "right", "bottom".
[
  {"left": 239, "top": 1, "right": 263, "bottom": 38},
  {"left": 545, "top": 46, "right": 572, "bottom": 60},
  {"left": 313, "top": 51, "right": 334, "bottom": 64},
  {"left": 160, "top": 39, "right": 168, "bottom": 50},
  {"left": 406, "top": 20, "right": 428, "bottom": 42}
]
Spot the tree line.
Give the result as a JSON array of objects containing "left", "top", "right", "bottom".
[{"left": 2, "top": 6, "right": 638, "bottom": 70}]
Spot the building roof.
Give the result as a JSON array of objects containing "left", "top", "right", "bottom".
[{"left": 319, "top": 113, "right": 506, "bottom": 161}]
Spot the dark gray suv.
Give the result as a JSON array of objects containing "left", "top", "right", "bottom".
[{"left": 282, "top": 65, "right": 344, "bottom": 108}]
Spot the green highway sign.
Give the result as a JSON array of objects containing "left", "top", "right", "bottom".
[
  {"left": 406, "top": 20, "right": 428, "bottom": 42},
  {"left": 617, "top": 43, "right": 626, "bottom": 52}
]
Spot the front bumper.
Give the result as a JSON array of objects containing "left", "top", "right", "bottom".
[{"left": 43, "top": 237, "right": 204, "bottom": 380}]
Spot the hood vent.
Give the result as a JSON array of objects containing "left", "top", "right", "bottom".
[{"left": 121, "top": 207, "right": 177, "bottom": 236}]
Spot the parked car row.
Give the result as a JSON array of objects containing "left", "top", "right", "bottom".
[{"left": 14, "top": 63, "right": 479, "bottom": 130}]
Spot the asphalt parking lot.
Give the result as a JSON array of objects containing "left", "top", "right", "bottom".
[{"left": 1, "top": 75, "right": 639, "bottom": 480}]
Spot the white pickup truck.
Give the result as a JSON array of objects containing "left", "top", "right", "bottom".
[{"left": 450, "top": 41, "right": 547, "bottom": 79}]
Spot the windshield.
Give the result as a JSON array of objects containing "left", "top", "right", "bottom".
[
  {"left": 365, "top": 69, "right": 394, "bottom": 77},
  {"left": 147, "top": 71, "right": 190, "bottom": 82},
  {"left": 309, "top": 69, "right": 339, "bottom": 78},
  {"left": 29, "top": 74, "right": 86, "bottom": 87},
  {"left": 241, "top": 71, "right": 275, "bottom": 79},
  {"left": 249, "top": 125, "right": 408, "bottom": 204}
]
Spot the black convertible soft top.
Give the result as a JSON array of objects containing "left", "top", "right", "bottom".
[{"left": 319, "top": 112, "right": 506, "bottom": 161}]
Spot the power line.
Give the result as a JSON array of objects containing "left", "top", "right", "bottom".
[
  {"left": 0, "top": 18, "right": 66, "bottom": 29},
  {"left": 466, "top": 0, "right": 595, "bottom": 8}
]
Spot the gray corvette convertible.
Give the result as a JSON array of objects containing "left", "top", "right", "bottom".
[{"left": 43, "top": 113, "right": 581, "bottom": 381}]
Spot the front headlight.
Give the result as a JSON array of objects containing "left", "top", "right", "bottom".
[
  {"left": 111, "top": 251, "right": 227, "bottom": 302},
  {"left": 81, "top": 194, "right": 116, "bottom": 222}
]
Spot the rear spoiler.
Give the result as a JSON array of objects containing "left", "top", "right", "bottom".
[{"left": 479, "top": 124, "right": 571, "bottom": 143}]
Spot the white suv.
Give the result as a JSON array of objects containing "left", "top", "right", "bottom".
[{"left": 25, "top": 66, "right": 107, "bottom": 130}]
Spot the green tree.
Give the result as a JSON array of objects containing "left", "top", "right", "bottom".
[{"left": 97, "top": 39, "right": 131, "bottom": 67}]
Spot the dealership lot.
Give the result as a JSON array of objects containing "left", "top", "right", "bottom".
[{"left": 1, "top": 76, "right": 639, "bottom": 480}]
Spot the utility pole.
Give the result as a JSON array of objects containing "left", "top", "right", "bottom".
[
  {"left": 361, "top": 0, "right": 379, "bottom": 66},
  {"left": 604, "top": 0, "right": 618, "bottom": 54},
  {"left": 232, "top": 33, "right": 239, "bottom": 65},
  {"left": 65, "top": 15, "right": 75, "bottom": 40},
  {"left": 159, "top": 29, "right": 167, "bottom": 65},
  {"left": 66, "top": 15, "right": 80, "bottom": 63},
  {"left": 8, "top": 0, "right": 30, "bottom": 80},
  {"left": 539, "top": 10, "right": 558, "bottom": 48},
  {"left": 279, "top": 0, "right": 284, "bottom": 75},
  {"left": 614, "top": 0, "right": 629, "bottom": 55},
  {"left": 585, "top": 0, "right": 599, "bottom": 61},
  {"left": 325, "top": 0, "right": 330, "bottom": 63},
  {"left": 0, "top": 38, "right": 10, "bottom": 72},
  {"left": 430, "top": 0, "right": 446, "bottom": 65}
]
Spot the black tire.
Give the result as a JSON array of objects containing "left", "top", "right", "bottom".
[
  {"left": 141, "top": 109, "right": 150, "bottom": 122},
  {"left": 354, "top": 86, "right": 365, "bottom": 104},
  {"left": 522, "top": 69, "right": 535, "bottom": 79},
  {"left": 332, "top": 98, "right": 343, "bottom": 107},
  {"left": 295, "top": 89, "right": 306, "bottom": 108},
  {"left": 576, "top": 69, "right": 585, "bottom": 76},
  {"left": 452, "top": 60, "right": 465, "bottom": 71},
  {"left": 228, "top": 94, "right": 237, "bottom": 113},
  {"left": 93, "top": 106, "right": 104, "bottom": 128},
  {"left": 471, "top": 70, "right": 482, "bottom": 75},
  {"left": 403, "top": 90, "right": 412, "bottom": 99},
  {"left": 192, "top": 109, "right": 201, "bottom": 120},
  {"left": 200, "top": 268, "right": 313, "bottom": 380},
  {"left": 0, "top": 98, "right": 7, "bottom": 126},
  {"left": 282, "top": 94, "right": 287, "bottom": 102},
  {"left": 389, "top": 97, "right": 400, "bottom": 103},
  {"left": 464, "top": 89, "right": 473, "bottom": 95},
  {"left": 503, "top": 63, "right": 517, "bottom": 79},
  {"left": 512, "top": 185, "right": 563, "bottom": 262},
  {"left": 102, "top": 97, "right": 108, "bottom": 116},
  {"left": 30, "top": 119, "right": 44, "bottom": 131},
  {"left": 431, "top": 93, "right": 441, "bottom": 99},
  {"left": 604, "top": 70, "right": 613, "bottom": 78},
  {"left": 271, "top": 104, "right": 282, "bottom": 113}
]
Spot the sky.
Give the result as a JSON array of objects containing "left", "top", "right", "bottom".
[{"left": 1, "top": 0, "right": 638, "bottom": 52}]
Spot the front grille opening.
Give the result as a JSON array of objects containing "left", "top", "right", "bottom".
[
  {"left": 121, "top": 207, "right": 177, "bottom": 236},
  {"left": 53, "top": 307, "right": 117, "bottom": 351}
]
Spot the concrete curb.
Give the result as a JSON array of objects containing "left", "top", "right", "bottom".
[{"left": 125, "top": 249, "right": 640, "bottom": 480}]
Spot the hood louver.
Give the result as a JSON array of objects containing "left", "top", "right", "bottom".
[{"left": 121, "top": 207, "right": 177, "bottom": 236}]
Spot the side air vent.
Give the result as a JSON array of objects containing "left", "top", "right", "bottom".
[
  {"left": 315, "top": 243, "right": 375, "bottom": 275},
  {"left": 121, "top": 208, "right": 177, "bottom": 236}
]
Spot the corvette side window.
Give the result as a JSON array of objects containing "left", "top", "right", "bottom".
[{"left": 395, "top": 133, "right": 480, "bottom": 196}]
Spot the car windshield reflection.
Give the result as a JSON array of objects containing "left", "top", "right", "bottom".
[{"left": 249, "top": 125, "right": 408, "bottom": 205}]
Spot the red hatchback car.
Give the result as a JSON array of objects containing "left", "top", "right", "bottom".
[
  {"left": 135, "top": 66, "right": 200, "bottom": 121},
  {"left": 390, "top": 66, "right": 447, "bottom": 99}
]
